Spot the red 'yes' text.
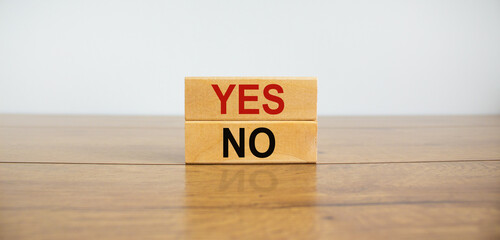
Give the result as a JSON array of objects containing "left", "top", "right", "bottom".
[{"left": 211, "top": 84, "right": 284, "bottom": 115}]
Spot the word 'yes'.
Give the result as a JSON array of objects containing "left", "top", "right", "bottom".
[{"left": 212, "top": 84, "right": 284, "bottom": 115}]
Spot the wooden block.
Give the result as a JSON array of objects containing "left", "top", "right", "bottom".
[
  {"left": 185, "top": 121, "right": 317, "bottom": 164},
  {"left": 185, "top": 77, "right": 317, "bottom": 121}
]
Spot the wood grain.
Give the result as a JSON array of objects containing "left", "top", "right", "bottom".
[
  {"left": 2, "top": 115, "right": 499, "bottom": 128},
  {"left": 1, "top": 115, "right": 499, "bottom": 164},
  {"left": 185, "top": 77, "right": 317, "bottom": 121},
  {"left": 185, "top": 121, "right": 317, "bottom": 164},
  {"left": 0, "top": 162, "right": 499, "bottom": 240},
  {"left": 1, "top": 114, "right": 500, "bottom": 239}
]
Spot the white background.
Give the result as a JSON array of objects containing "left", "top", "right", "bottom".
[{"left": 1, "top": 0, "right": 499, "bottom": 115}]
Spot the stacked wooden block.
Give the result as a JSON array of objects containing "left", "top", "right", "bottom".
[{"left": 185, "top": 77, "right": 317, "bottom": 164}]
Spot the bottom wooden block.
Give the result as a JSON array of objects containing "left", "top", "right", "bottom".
[{"left": 185, "top": 121, "right": 317, "bottom": 164}]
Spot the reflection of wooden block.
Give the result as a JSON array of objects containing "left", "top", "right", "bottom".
[
  {"left": 185, "top": 77, "right": 317, "bottom": 121},
  {"left": 185, "top": 121, "right": 317, "bottom": 164}
]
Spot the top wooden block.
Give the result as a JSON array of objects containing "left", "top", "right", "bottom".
[{"left": 185, "top": 77, "right": 317, "bottom": 121}]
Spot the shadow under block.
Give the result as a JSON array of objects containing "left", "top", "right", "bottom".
[
  {"left": 185, "top": 77, "right": 317, "bottom": 121},
  {"left": 185, "top": 121, "right": 317, "bottom": 164}
]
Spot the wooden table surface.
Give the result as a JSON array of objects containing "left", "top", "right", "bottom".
[{"left": 1, "top": 115, "right": 499, "bottom": 239}]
